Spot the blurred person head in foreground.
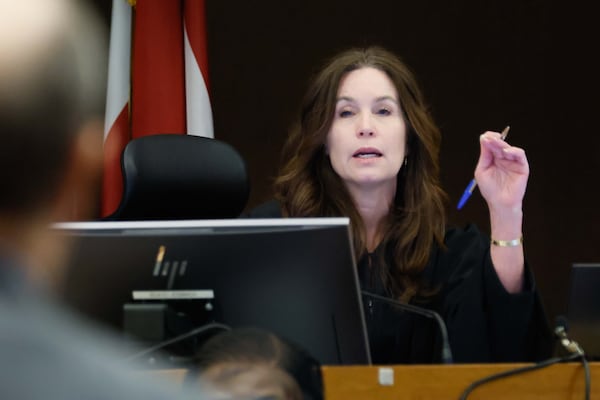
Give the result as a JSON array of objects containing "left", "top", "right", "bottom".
[
  {"left": 192, "top": 327, "right": 324, "bottom": 400},
  {"left": 0, "top": 1, "right": 207, "bottom": 399}
]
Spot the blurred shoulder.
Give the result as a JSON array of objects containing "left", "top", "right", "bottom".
[{"left": 0, "top": 295, "right": 204, "bottom": 400}]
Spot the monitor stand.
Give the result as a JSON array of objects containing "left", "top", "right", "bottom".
[{"left": 123, "top": 298, "right": 222, "bottom": 367}]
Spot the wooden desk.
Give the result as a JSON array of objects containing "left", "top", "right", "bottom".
[
  {"left": 322, "top": 362, "right": 598, "bottom": 400},
  {"left": 147, "top": 362, "right": 598, "bottom": 399}
]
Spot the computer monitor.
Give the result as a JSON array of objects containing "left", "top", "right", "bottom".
[
  {"left": 52, "top": 218, "right": 371, "bottom": 365},
  {"left": 566, "top": 263, "right": 600, "bottom": 360}
]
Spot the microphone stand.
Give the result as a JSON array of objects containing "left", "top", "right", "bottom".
[{"left": 361, "top": 290, "right": 454, "bottom": 364}]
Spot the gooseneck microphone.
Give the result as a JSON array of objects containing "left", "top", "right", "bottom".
[
  {"left": 554, "top": 316, "right": 585, "bottom": 356},
  {"left": 361, "top": 290, "right": 453, "bottom": 364},
  {"left": 554, "top": 316, "right": 590, "bottom": 400},
  {"left": 458, "top": 316, "right": 590, "bottom": 400}
]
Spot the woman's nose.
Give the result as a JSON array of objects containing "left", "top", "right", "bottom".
[{"left": 357, "top": 113, "right": 375, "bottom": 137}]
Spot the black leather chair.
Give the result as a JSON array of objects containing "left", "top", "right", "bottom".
[{"left": 106, "top": 134, "right": 249, "bottom": 220}]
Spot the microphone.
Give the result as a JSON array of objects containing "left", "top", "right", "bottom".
[
  {"left": 458, "top": 316, "right": 590, "bottom": 400},
  {"left": 554, "top": 316, "right": 585, "bottom": 356},
  {"left": 361, "top": 290, "right": 453, "bottom": 364}
]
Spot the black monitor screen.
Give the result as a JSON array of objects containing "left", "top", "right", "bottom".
[
  {"left": 566, "top": 263, "right": 600, "bottom": 360},
  {"left": 53, "top": 218, "right": 371, "bottom": 365}
]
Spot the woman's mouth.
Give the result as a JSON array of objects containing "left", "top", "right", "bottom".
[{"left": 353, "top": 148, "right": 382, "bottom": 158}]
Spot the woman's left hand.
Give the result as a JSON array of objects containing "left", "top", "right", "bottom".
[
  {"left": 474, "top": 131, "right": 529, "bottom": 211},
  {"left": 474, "top": 130, "right": 528, "bottom": 294}
]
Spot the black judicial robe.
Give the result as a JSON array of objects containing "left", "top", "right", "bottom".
[{"left": 247, "top": 200, "right": 553, "bottom": 364}]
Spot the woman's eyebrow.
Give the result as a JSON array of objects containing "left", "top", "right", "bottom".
[
  {"left": 336, "top": 96, "right": 355, "bottom": 104},
  {"left": 336, "top": 96, "right": 399, "bottom": 104},
  {"left": 375, "top": 95, "right": 399, "bottom": 104}
]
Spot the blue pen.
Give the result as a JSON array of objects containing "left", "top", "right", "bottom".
[{"left": 456, "top": 126, "right": 510, "bottom": 210}]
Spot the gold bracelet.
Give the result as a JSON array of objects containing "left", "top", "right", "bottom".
[{"left": 491, "top": 236, "right": 523, "bottom": 247}]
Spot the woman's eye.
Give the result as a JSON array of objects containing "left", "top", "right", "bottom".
[
  {"left": 376, "top": 108, "right": 391, "bottom": 116},
  {"left": 338, "top": 110, "right": 354, "bottom": 118}
]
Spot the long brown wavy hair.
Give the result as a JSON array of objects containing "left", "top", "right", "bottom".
[{"left": 274, "top": 46, "right": 447, "bottom": 302}]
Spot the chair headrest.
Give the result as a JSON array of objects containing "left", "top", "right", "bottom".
[{"left": 107, "top": 134, "right": 249, "bottom": 220}]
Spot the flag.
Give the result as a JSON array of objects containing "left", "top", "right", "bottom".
[
  {"left": 184, "top": 0, "right": 213, "bottom": 136},
  {"left": 101, "top": 0, "right": 213, "bottom": 217},
  {"left": 102, "top": 0, "right": 131, "bottom": 217}
]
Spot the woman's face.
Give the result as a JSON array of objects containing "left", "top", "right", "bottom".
[{"left": 326, "top": 67, "right": 407, "bottom": 193}]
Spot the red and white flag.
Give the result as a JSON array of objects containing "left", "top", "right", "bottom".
[
  {"left": 102, "top": 0, "right": 213, "bottom": 217},
  {"left": 184, "top": 0, "right": 213, "bottom": 136},
  {"left": 102, "top": 0, "right": 131, "bottom": 217}
]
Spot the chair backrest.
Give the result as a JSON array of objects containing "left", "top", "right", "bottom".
[{"left": 106, "top": 134, "right": 249, "bottom": 220}]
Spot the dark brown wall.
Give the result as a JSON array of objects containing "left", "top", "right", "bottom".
[{"left": 93, "top": 0, "right": 600, "bottom": 328}]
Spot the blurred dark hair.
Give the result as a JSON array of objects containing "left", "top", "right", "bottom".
[
  {"left": 192, "top": 327, "right": 324, "bottom": 400},
  {"left": 197, "top": 363, "right": 303, "bottom": 400}
]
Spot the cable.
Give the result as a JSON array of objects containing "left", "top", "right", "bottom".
[
  {"left": 458, "top": 353, "right": 588, "bottom": 400},
  {"left": 582, "top": 355, "right": 591, "bottom": 400},
  {"left": 125, "top": 322, "right": 231, "bottom": 363}
]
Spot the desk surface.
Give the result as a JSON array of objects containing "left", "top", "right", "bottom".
[
  {"left": 322, "top": 362, "right": 597, "bottom": 400},
  {"left": 146, "top": 362, "right": 598, "bottom": 400}
]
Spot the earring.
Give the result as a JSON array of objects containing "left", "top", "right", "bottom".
[{"left": 404, "top": 157, "right": 408, "bottom": 167}]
